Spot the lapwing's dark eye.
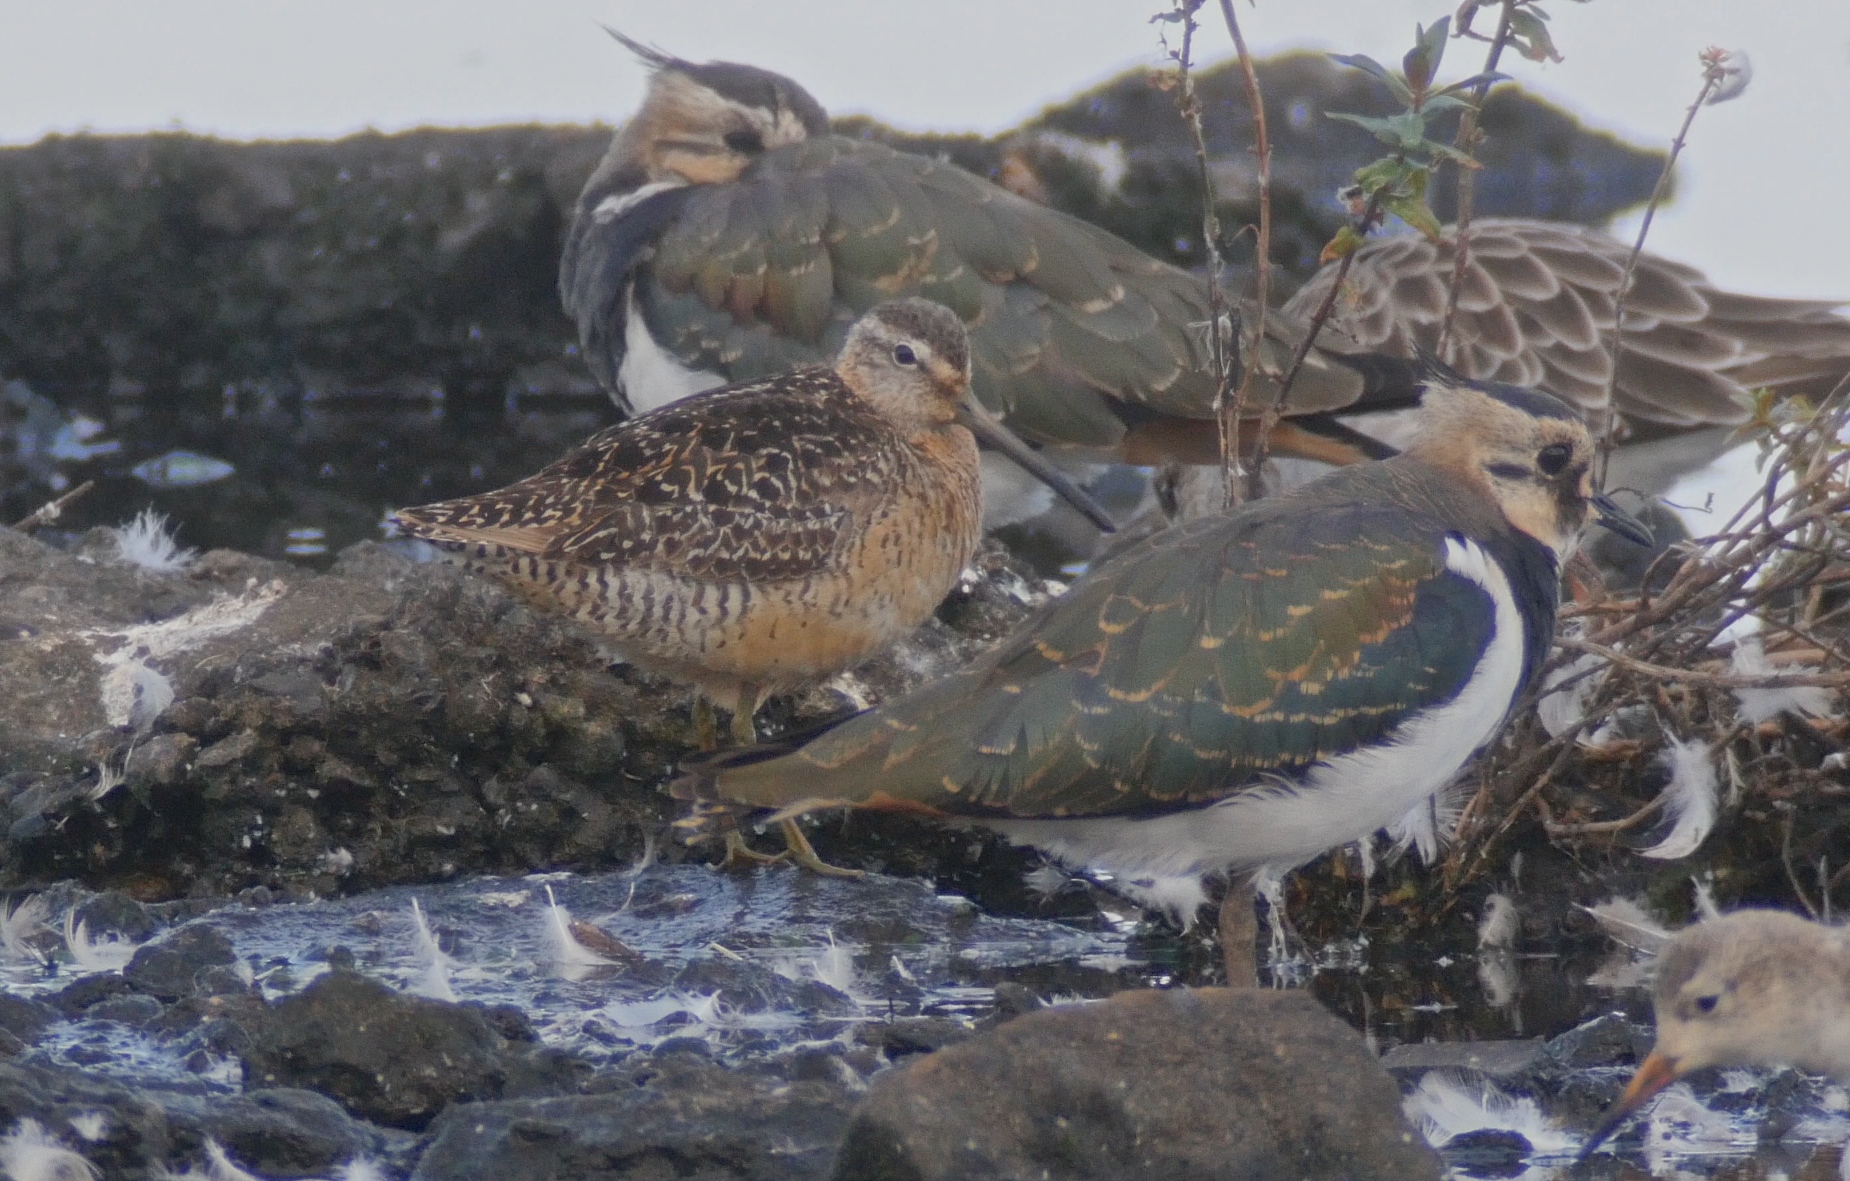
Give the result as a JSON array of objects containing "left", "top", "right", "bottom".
[
  {"left": 1694, "top": 993, "right": 1719, "bottom": 1014},
  {"left": 893, "top": 344, "right": 917, "bottom": 366},
  {"left": 1536, "top": 443, "right": 1572, "bottom": 475},
  {"left": 723, "top": 129, "right": 765, "bottom": 154}
]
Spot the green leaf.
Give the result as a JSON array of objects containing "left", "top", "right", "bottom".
[
  {"left": 1423, "top": 140, "right": 1486, "bottom": 168},
  {"left": 1508, "top": 10, "right": 1564, "bottom": 62},
  {"left": 1418, "top": 93, "right": 1477, "bottom": 115},
  {"left": 1327, "top": 53, "right": 1414, "bottom": 105},
  {"left": 1320, "top": 224, "right": 1367, "bottom": 264},
  {"left": 1402, "top": 17, "right": 1450, "bottom": 94},
  {"left": 1384, "top": 195, "right": 1443, "bottom": 240}
]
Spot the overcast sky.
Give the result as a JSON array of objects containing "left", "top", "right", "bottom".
[{"left": 3, "top": 1, "right": 1847, "bottom": 299}]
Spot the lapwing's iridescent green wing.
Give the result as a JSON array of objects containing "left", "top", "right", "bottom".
[
  {"left": 704, "top": 488, "right": 1500, "bottom": 818},
  {"left": 637, "top": 136, "right": 1388, "bottom": 450}
]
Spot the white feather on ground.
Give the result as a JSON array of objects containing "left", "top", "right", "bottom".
[
  {"left": 1579, "top": 898, "right": 1671, "bottom": 953},
  {"left": 0, "top": 897, "right": 51, "bottom": 966},
  {"left": 112, "top": 508, "right": 195, "bottom": 574},
  {"left": 1476, "top": 894, "right": 1518, "bottom": 951},
  {"left": 61, "top": 911, "right": 138, "bottom": 973},
  {"left": 1401, "top": 1074, "right": 1574, "bottom": 1154},
  {"left": 1639, "top": 738, "right": 1720, "bottom": 860},
  {"left": 407, "top": 898, "right": 456, "bottom": 1003},
  {"left": 1731, "top": 637, "right": 1839, "bottom": 723},
  {"left": 1537, "top": 634, "right": 1609, "bottom": 741},
  {"left": 0, "top": 1119, "right": 99, "bottom": 1181},
  {"left": 541, "top": 885, "right": 620, "bottom": 981}
]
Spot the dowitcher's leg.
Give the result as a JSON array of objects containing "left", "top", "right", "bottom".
[
  {"left": 718, "top": 823, "right": 787, "bottom": 869},
  {"left": 691, "top": 696, "right": 720, "bottom": 753},
  {"left": 1217, "top": 876, "right": 1258, "bottom": 989},
  {"left": 728, "top": 682, "right": 764, "bottom": 746},
  {"left": 777, "top": 818, "right": 864, "bottom": 879}
]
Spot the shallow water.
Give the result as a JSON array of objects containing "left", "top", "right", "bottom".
[{"left": 7, "top": 865, "right": 1845, "bottom": 1177}]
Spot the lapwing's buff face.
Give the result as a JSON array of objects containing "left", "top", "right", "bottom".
[
  {"left": 834, "top": 299, "right": 974, "bottom": 436},
  {"left": 1412, "top": 378, "right": 1647, "bottom": 560},
  {"left": 616, "top": 37, "right": 827, "bottom": 187}
]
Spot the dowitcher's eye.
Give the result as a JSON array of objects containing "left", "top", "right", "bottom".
[
  {"left": 1694, "top": 993, "right": 1719, "bottom": 1014},
  {"left": 723, "top": 129, "right": 765, "bottom": 154},
  {"left": 893, "top": 344, "right": 918, "bottom": 366},
  {"left": 1536, "top": 443, "right": 1572, "bottom": 475}
]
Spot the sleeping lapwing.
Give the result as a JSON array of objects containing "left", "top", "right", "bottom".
[
  {"left": 562, "top": 39, "right": 1850, "bottom": 519},
  {"left": 393, "top": 299, "right": 1111, "bottom": 870},
  {"left": 561, "top": 33, "right": 1424, "bottom": 527},
  {"left": 675, "top": 364, "right": 1650, "bottom": 948}
]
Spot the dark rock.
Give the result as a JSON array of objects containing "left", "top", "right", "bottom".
[
  {"left": 832, "top": 987, "right": 1441, "bottom": 1181},
  {"left": 1381, "top": 1038, "right": 1546, "bottom": 1082},
  {"left": 0, "top": 992, "right": 56, "bottom": 1044},
  {"left": 1540, "top": 1013, "right": 1652, "bottom": 1071},
  {"left": 84, "top": 992, "right": 166, "bottom": 1026},
  {"left": 0, "top": 1058, "right": 171, "bottom": 1177},
  {"left": 242, "top": 969, "right": 576, "bottom": 1130},
  {"left": 411, "top": 1054, "right": 853, "bottom": 1181},
  {"left": 855, "top": 1016, "right": 974, "bottom": 1059},
  {"left": 161, "top": 1088, "right": 382, "bottom": 1179},
  {"left": 123, "top": 923, "right": 237, "bottom": 1001},
  {"left": 48, "top": 973, "right": 136, "bottom": 1017}
]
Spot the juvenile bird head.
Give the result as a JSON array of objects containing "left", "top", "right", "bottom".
[
  {"left": 1407, "top": 369, "right": 1651, "bottom": 560},
  {"left": 603, "top": 32, "right": 828, "bottom": 187},
  {"left": 836, "top": 299, "right": 1115, "bottom": 531},
  {"left": 1581, "top": 910, "right": 1850, "bottom": 1157},
  {"left": 835, "top": 299, "right": 974, "bottom": 433}
]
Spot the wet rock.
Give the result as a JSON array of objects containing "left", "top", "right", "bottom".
[
  {"left": 1381, "top": 1038, "right": 1546, "bottom": 1083},
  {"left": 0, "top": 528, "right": 669, "bottom": 898},
  {"left": 0, "top": 992, "right": 55, "bottom": 1044},
  {"left": 242, "top": 969, "right": 582, "bottom": 1130},
  {"left": 411, "top": 1053, "right": 854, "bottom": 1181},
  {"left": 122, "top": 923, "right": 237, "bottom": 1001},
  {"left": 832, "top": 987, "right": 1441, "bottom": 1181},
  {"left": 160, "top": 1088, "right": 383, "bottom": 1179},
  {"left": 855, "top": 1016, "right": 974, "bottom": 1060}
]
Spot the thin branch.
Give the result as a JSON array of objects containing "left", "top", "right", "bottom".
[
  {"left": 1596, "top": 55, "right": 1727, "bottom": 485},
  {"left": 1272, "top": 192, "right": 1385, "bottom": 411},
  {"left": 9, "top": 480, "right": 95, "bottom": 531},
  {"left": 1216, "top": 0, "right": 1271, "bottom": 508},
  {"left": 1164, "top": 1, "right": 1238, "bottom": 504},
  {"left": 1435, "top": 0, "right": 1516, "bottom": 358}
]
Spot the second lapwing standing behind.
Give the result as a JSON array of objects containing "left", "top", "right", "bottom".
[
  {"left": 678, "top": 365, "right": 1650, "bottom": 955},
  {"left": 393, "top": 297, "right": 1112, "bottom": 871}
]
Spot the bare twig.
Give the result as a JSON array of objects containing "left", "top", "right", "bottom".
[
  {"left": 1435, "top": 0, "right": 1517, "bottom": 358},
  {"left": 1161, "top": 1, "right": 1239, "bottom": 503},
  {"left": 1272, "top": 193, "right": 1384, "bottom": 412},
  {"left": 1597, "top": 50, "right": 1731, "bottom": 484},
  {"left": 9, "top": 480, "right": 95, "bottom": 531},
  {"left": 1215, "top": 0, "right": 1271, "bottom": 507}
]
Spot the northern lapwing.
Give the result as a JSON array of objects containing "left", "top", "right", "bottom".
[
  {"left": 393, "top": 299, "right": 1111, "bottom": 870},
  {"left": 1581, "top": 908, "right": 1850, "bottom": 1158},
  {"left": 560, "top": 33, "right": 1425, "bottom": 526},
  {"left": 676, "top": 365, "right": 1650, "bottom": 927},
  {"left": 561, "top": 40, "right": 1850, "bottom": 517}
]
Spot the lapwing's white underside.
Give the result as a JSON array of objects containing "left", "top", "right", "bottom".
[{"left": 988, "top": 535, "right": 1529, "bottom": 919}]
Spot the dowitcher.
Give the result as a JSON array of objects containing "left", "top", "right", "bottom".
[
  {"left": 394, "top": 298, "right": 1112, "bottom": 869},
  {"left": 677, "top": 363, "right": 1649, "bottom": 951},
  {"left": 561, "top": 38, "right": 1850, "bottom": 514},
  {"left": 1581, "top": 908, "right": 1850, "bottom": 1158}
]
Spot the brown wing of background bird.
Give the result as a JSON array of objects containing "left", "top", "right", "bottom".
[{"left": 1288, "top": 219, "right": 1850, "bottom": 433}]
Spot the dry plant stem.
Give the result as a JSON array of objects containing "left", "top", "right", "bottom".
[
  {"left": 1435, "top": 0, "right": 1516, "bottom": 358},
  {"left": 9, "top": 479, "right": 95, "bottom": 531},
  {"left": 1596, "top": 68, "right": 1723, "bottom": 484},
  {"left": 1215, "top": 0, "right": 1272, "bottom": 506},
  {"left": 1555, "top": 637, "right": 1850, "bottom": 690},
  {"left": 1273, "top": 192, "right": 1384, "bottom": 412},
  {"left": 1167, "top": 1, "right": 1239, "bottom": 505}
]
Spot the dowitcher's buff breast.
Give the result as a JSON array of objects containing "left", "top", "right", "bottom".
[{"left": 392, "top": 298, "right": 1111, "bottom": 725}]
